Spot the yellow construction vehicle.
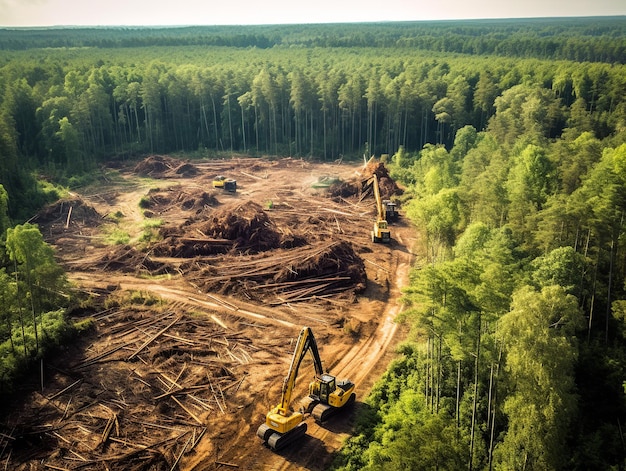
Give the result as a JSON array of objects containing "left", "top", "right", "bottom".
[
  {"left": 383, "top": 199, "right": 398, "bottom": 223},
  {"left": 257, "top": 327, "right": 356, "bottom": 451},
  {"left": 369, "top": 174, "right": 391, "bottom": 243},
  {"left": 212, "top": 175, "right": 237, "bottom": 192}
]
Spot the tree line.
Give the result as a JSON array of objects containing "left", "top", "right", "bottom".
[
  {"left": 1, "top": 18, "right": 625, "bottom": 63},
  {"left": 1, "top": 30, "right": 626, "bottom": 219},
  {"left": 0, "top": 211, "right": 76, "bottom": 394}
]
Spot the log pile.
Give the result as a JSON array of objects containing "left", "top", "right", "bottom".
[
  {"left": 198, "top": 201, "right": 281, "bottom": 253},
  {"left": 31, "top": 197, "right": 104, "bottom": 235},
  {"left": 9, "top": 156, "right": 403, "bottom": 470},
  {"left": 328, "top": 159, "right": 402, "bottom": 201},
  {"left": 46, "top": 184, "right": 370, "bottom": 304},
  {"left": 69, "top": 245, "right": 172, "bottom": 276},
  {"left": 362, "top": 159, "right": 403, "bottom": 200},
  {"left": 153, "top": 201, "right": 281, "bottom": 257},
  {"left": 142, "top": 187, "right": 219, "bottom": 216},
  {"left": 1, "top": 307, "right": 251, "bottom": 471},
  {"left": 185, "top": 240, "right": 366, "bottom": 303}
]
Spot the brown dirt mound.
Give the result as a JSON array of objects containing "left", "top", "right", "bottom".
[
  {"left": 151, "top": 201, "right": 280, "bottom": 257},
  {"left": 329, "top": 181, "right": 360, "bottom": 198},
  {"left": 173, "top": 162, "right": 199, "bottom": 177},
  {"left": 194, "top": 201, "right": 281, "bottom": 251},
  {"left": 329, "top": 160, "right": 402, "bottom": 201},
  {"left": 32, "top": 197, "right": 103, "bottom": 231},
  {"left": 134, "top": 155, "right": 199, "bottom": 178},
  {"left": 179, "top": 191, "right": 218, "bottom": 212},
  {"left": 134, "top": 155, "right": 171, "bottom": 175},
  {"left": 362, "top": 160, "right": 403, "bottom": 200}
]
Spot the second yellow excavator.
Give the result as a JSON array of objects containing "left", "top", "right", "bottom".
[
  {"left": 365, "top": 174, "right": 391, "bottom": 243},
  {"left": 212, "top": 175, "right": 237, "bottom": 192},
  {"left": 257, "top": 327, "right": 356, "bottom": 451}
]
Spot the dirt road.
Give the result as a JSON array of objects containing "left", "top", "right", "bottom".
[
  {"left": 191, "top": 248, "right": 413, "bottom": 471},
  {"left": 2, "top": 156, "right": 418, "bottom": 471}
]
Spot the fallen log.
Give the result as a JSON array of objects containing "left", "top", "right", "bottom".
[
  {"left": 127, "top": 314, "right": 182, "bottom": 361},
  {"left": 171, "top": 396, "right": 204, "bottom": 425},
  {"left": 99, "top": 413, "right": 117, "bottom": 449}
]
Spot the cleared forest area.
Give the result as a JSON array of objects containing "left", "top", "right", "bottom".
[{"left": 1, "top": 156, "right": 416, "bottom": 470}]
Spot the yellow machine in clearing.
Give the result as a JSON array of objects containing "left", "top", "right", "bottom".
[
  {"left": 212, "top": 175, "right": 237, "bottom": 192},
  {"left": 257, "top": 327, "right": 356, "bottom": 451},
  {"left": 367, "top": 174, "right": 391, "bottom": 243}
]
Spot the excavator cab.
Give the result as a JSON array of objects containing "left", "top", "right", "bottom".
[
  {"left": 318, "top": 374, "right": 335, "bottom": 403},
  {"left": 306, "top": 373, "right": 355, "bottom": 422},
  {"left": 308, "top": 374, "right": 335, "bottom": 403},
  {"left": 384, "top": 200, "right": 398, "bottom": 222},
  {"left": 212, "top": 175, "right": 237, "bottom": 192}
]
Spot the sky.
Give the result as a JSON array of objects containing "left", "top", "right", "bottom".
[{"left": 0, "top": 0, "right": 625, "bottom": 27}]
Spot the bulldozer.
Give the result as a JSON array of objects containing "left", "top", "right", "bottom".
[{"left": 257, "top": 327, "right": 356, "bottom": 451}]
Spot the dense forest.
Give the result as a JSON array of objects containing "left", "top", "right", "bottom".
[
  {"left": 1, "top": 17, "right": 626, "bottom": 470},
  {"left": 1, "top": 18, "right": 625, "bottom": 63}
]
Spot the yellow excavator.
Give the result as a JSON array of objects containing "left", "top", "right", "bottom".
[
  {"left": 369, "top": 174, "right": 391, "bottom": 243},
  {"left": 257, "top": 327, "right": 356, "bottom": 451},
  {"left": 212, "top": 175, "right": 237, "bottom": 192}
]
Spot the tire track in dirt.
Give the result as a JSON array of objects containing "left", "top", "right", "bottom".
[{"left": 70, "top": 273, "right": 299, "bottom": 330}]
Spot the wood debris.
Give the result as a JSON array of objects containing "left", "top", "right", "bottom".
[
  {"left": 0, "top": 308, "right": 253, "bottom": 470},
  {"left": 4, "top": 156, "right": 406, "bottom": 470}
]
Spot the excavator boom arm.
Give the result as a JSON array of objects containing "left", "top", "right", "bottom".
[
  {"left": 372, "top": 174, "right": 385, "bottom": 221},
  {"left": 279, "top": 327, "right": 324, "bottom": 411}
]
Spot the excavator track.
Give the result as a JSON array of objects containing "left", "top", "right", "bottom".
[
  {"left": 256, "top": 423, "right": 274, "bottom": 442},
  {"left": 263, "top": 422, "right": 308, "bottom": 451},
  {"left": 312, "top": 392, "right": 356, "bottom": 423}
]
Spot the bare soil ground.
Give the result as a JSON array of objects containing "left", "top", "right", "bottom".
[{"left": 1, "top": 156, "right": 419, "bottom": 471}]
